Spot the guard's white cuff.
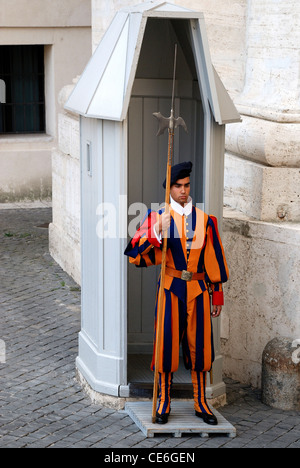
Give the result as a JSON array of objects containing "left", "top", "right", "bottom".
[{"left": 153, "top": 225, "right": 162, "bottom": 244}]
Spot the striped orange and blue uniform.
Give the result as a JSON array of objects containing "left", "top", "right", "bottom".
[
  {"left": 125, "top": 205, "right": 229, "bottom": 376},
  {"left": 155, "top": 371, "right": 212, "bottom": 416}
]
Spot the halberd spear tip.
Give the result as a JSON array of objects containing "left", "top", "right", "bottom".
[{"left": 153, "top": 44, "right": 188, "bottom": 136}]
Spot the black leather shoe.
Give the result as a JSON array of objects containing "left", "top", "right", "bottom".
[
  {"left": 195, "top": 411, "right": 218, "bottom": 426},
  {"left": 156, "top": 412, "right": 169, "bottom": 425}
]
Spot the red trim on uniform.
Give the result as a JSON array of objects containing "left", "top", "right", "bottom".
[
  {"left": 212, "top": 291, "right": 224, "bottom": 306},
  {"left": 210, "top": 215, "right": 218, "bottom": 231},
  {"left": 131, "top": 212, "right": 159, "bottom": 248}
]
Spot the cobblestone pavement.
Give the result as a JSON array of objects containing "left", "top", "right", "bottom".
[{"left": 0, "top": 206, "right": 299, "bottom": 449}]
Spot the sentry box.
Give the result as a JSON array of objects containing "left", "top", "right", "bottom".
[{"left": 65, "top": 1, "right": 240, "bottom": 401}]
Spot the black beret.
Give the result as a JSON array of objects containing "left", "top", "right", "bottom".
[{"left": 163, "top": 161, "right": 193, "bottom": 189}]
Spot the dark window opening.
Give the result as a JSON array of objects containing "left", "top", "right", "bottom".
[{"left": 0, "top": 45, "right": 45, "bottom": 134}]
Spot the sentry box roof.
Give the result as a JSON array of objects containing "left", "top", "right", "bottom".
[{"left": 65, "top": 1, "right": 240, "bottom": 125}]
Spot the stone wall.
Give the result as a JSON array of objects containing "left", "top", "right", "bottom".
[
  {"left": 222, "top": 209, "right": 300, "bottom": 387},
  {"left": 221, "top": 0, "right": 300, "bottom": 386},
  {"left": 49, "top": 83, "right": 81, "bottom": 285}
]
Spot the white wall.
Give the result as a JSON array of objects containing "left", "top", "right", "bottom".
[{"left": 50, "top": 82, "right": 82, "bottom": 285}]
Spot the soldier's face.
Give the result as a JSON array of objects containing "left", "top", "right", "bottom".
[{"left": 170, "top": 177, "right": 191, "bottom": 207}]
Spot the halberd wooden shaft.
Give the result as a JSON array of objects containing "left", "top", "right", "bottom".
[
  {"left": 151, "top": 44, "right": 188, "bottom": 424},
  {"left": 151, "top": 131, "right": 174, "bottom": 423}
]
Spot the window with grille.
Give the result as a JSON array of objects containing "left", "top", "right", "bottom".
[{"left": 0, "top": 45, "right": 45, "bottom": 134}]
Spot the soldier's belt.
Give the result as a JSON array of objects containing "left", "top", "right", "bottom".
[{"left": 165, "top": 267, "right": 205, "bottom": 282}]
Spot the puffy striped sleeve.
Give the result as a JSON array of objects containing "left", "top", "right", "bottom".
[
  {"left": 204, "top": 215, "right": 229, "bottom": 306},
  {"left": 124, "top": 210, "right": 162, "bottom": 267}
]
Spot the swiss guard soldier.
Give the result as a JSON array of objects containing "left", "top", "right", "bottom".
[{"left": 125, "top": 161, "right": 229, "bottom": 426}]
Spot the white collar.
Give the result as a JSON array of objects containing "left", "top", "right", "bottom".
[{"left": 170, "top": 196, "right": 193, "bottom": 217}]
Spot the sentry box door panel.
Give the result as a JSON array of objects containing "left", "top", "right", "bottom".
[{"left": 127, "top": 81, "right": 204, "bottom": 353}]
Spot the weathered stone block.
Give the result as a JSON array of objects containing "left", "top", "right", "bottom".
[
  {"left": 262, "top": 337, "right": 300, "bottom": 411},
  {"left": 224, "top": 153, "right": 300, "bottom": 222},
  {"left": 222, "top": 210, "right": 300, "bottom": 388}
]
